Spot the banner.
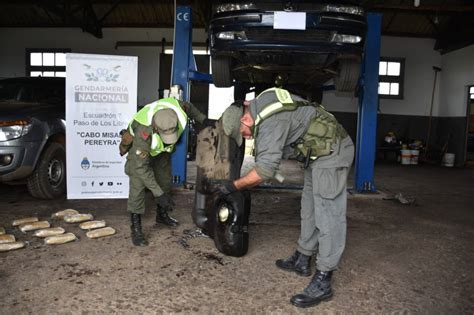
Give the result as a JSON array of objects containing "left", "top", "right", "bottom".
[{"left": 66, "top": 53, "right": 137, "bottom": 199}]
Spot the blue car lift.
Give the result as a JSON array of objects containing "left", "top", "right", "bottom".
[
  {"left": 170, "top": 5, "right": 381, "bottom": 193},
  {"left": 170, "top": 6, "right": 212, "bottom": 186},
  {"left": 354, "top": 13, "right": 381, "bottom": 193}
]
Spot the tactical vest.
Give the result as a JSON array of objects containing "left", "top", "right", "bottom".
[
  {"left": 129, "top": 98, "right": 188, "bottom": 156},
  {"left": 254, "top": 88, "right": 347, "bottom": 160}
]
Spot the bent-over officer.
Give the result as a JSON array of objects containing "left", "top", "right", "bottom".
[
  {"left": 216, "top": 88, "right": 354, "bottom": 308},
  {"left": 120, "top": 97, "right": 215, "bottom": 246}
]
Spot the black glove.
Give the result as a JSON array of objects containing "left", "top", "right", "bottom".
[
  {"left": 156, "top": 194, "right": 175, "bottom": 210},
  {"left": 203, "top": 118, "right": 218, "bottom": 128},
  {"left": 214, "top": 180, "right": 238, "bottom": 197}
]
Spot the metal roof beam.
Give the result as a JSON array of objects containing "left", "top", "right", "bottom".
[
  {"left": 81, "top": 0, "right": 103, "bottom": 38},
  {"left": 99, "top": 0, "right": 121, "bottom": 23}
]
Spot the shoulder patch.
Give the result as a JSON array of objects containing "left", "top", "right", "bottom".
[{"left": 140, "top": 130, "right": 150, "bottom": 140}]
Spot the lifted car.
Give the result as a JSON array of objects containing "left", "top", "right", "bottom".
[
  {"left": 0, "top": 77, "right": 66, "bottom": 199},
  {"left": 209, "top": 1, "right": 366, "bottom": 98}
]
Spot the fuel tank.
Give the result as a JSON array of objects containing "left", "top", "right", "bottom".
[{"left": 193, "top": 121, "right": 250, "bottom": 257}]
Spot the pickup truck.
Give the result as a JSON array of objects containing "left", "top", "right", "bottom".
[{"left": 0, "top": 77, "right": 66, "bottom": 199}]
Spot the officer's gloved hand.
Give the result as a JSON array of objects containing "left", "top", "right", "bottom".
[
  {"left": 156, "top": 193, "right": 175, "bottom": 211},
  {"left": 213, "top": 180, "right": 238, "bottom": 198},
  {"left": 202, "top": 118, "right": 218, "bottom": 128}
]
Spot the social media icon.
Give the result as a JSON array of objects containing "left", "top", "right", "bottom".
[
  {"left": 108, "top": 182, "right": 113, "bottom": 186},
  {"left": 91, "top": 181, "right": 95, "bottom": 187},
  {"left": 99, "top": 182, "right": 104, "bottom": 186},
  {"left": 81, "top": 181, "right": 87, "bottom": 187}
]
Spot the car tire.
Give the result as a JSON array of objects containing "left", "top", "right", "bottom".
[
  {"left": 334, "top": 60, "right": 361, "bottom": 93},
  {"left": 212, "top": 55, "right": 233, "bottom": 87},
  {"left": 27, "top": 142, "right": 66, "bottom": 199}
]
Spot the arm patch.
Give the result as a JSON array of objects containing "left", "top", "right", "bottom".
[{"left": 140, "top": 130, "right": 150, "bottom": 140}]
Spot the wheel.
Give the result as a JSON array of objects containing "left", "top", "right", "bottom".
[
  {"left": 211, "top": 55, "right": 233, "bottom": 87},
  {"left": 27, "top": 142, "right": 66, "bottom": 199},
  {"left": 334, "top": 59, "right": 361, "bottom": 93}
]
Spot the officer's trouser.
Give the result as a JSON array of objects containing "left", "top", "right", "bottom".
[
  {"left": 297, "top": 136, "right": 354, "bottom": 272},
  {"left": 127, "top": 152, "right": 172, "bottom": 214}
]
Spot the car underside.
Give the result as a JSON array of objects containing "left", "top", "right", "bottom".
[{"left": 209, "top": 1, "right": 367, "bottom": 98}]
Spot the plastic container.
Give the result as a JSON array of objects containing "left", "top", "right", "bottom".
[
  {"left": 410, "top": 150, "right": 420, "bottom": 165},
  {"left": 442, "top": 153, "right": 455, "bottom": 167},
  {"left": 401, "top": 149, "right": 411, "bottom": 165}
]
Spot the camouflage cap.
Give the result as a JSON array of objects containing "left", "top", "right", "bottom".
[
  {"left": 153, "top": 108, "right": 179, "bottom": 144},
  {"left": 221, "top": 105, "right": 243, "bottom": 147}
]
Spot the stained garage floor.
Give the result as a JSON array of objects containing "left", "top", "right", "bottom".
[{"left": 1, "top": 162, "right": 473, "bottom": 314}]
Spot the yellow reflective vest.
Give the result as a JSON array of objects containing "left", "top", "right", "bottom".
[{"left": 129, "top": 98, "right": 188, "bottom": 156}]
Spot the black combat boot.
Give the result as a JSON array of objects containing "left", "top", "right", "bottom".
[
  {"left": 130, "top": 213, "right": 148, "bottom": 246},
  {"left": 290, "top": 270, "right": 333, "bottom": 308},
  {"left": 275, "top": 250, "right": 312, "bottom": 276},
  {"left": 156, "top": 205, "right": 179, "bottom": 227}
]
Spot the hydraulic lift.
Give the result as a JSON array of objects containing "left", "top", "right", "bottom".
[
  {"left": 170, "top": 5, "right": 381, "bottom": 193},
  {"left": 169, "top": 5, "right": 381, "bottom": 256}
]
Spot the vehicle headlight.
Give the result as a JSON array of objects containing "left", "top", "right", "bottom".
[
  {"left": 321, "top": 5, "right": 365, "bottom": 16},
  {"left": 0, "top": 120, "right": 32, "bottom": 141},
  {"left": 217, "top": 31, "right": 247, "bottom": 40},
  {"left": 215, "top": 3, "right": 257, "bottom": 13},
  {"left": 331, "top": 33, "right": 362, "bottom": 44}
]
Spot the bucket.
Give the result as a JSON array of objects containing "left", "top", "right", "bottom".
[
  {"left": 442, "top": 153, "right": 455, "bottom": 167},
  {"left": 401, "top": 149, "right": 411, "bottom": 165},
  {"left": 410, "top": 150, "right": 420, "bottom": 165}
]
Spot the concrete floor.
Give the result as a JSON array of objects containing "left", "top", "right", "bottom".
[{"left": 0, "top": 162, "right": 473, "bottom": 314}]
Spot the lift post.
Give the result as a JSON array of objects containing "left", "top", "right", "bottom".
[
  {"left": 354, "top": 13, "right": 382, "bottom": 193},
  {"left": 170, "top": 5, "right": 212, "bottom": 186}
]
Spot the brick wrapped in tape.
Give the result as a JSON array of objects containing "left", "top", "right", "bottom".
[
  {"left": 79, "top": 220, "right": 106, "bottom": 230},
  {"left": 44, "top": 232, "right": 77, "bottom": 245},
  {"left": 86, "top": 227, "right": 116, "bottom": 239},
  {"left": 0, "top": 234, "right": 16, "bottom": 244},
  {"left": 64, "top": 214, "right": 94, "bottom": 223},
  {"left": 19, "top": 221, "right": 51, "bottom": 232},
  {"left": 12, "top": 217, "right": 39, "bottom": 227},
  {"left": 51, "top": 209, "right": 79, "bottom": 220},
  {"left": 0, "top": 241, "right": 25, "bottom": 252},
  {"left": 33, "top": 227, "right": 66, "bottom": 238}
]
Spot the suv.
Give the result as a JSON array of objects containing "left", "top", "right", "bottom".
[
  {"left": 209, "top": 1, "right": 366, "bottom": 99},
  {"left": 0, "top": 77, "right": 66, "bottom": 199}
]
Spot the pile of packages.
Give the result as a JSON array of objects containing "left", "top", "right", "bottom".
[{"left": 0, "top": 209, "right": 116, "bottom": 252}]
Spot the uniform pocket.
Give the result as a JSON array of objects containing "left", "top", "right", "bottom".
[
  {"left": 124, "top": 159, "right": 131, "bottom": 176},
  {"left": 314, "top": 167, "right": 348, "bottom": 200}
]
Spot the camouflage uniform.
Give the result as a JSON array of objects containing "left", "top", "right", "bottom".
[{"left": 125, "top": 100, "right": 206, "bottom": 214}]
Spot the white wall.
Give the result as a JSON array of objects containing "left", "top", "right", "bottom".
[
  {"left": 0, "top": 27, "right": 208, "bottom": 106},
  {"left": 323, "top": 36, "right": 443, "bottom": 116},
  {"left": 439, "top": 45, "right": 474, "bottom": 117}
]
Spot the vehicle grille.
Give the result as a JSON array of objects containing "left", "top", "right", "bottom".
[{"left": 245, "top": 29, "right": 332, "bottom": 43}]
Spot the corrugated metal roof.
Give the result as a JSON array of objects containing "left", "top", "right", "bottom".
[{"left": 0, "top": 0, "right": 473, "bottom": 52}]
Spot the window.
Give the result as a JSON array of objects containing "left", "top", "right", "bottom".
[
  {"left": 378, "top": 57, "right": 404, "bottom": 99},
  {"left": 470, "top": 86, "right": 474, "bottom": 100},
  {"left": 26, "top": 49, "right": 70, "bottom": 77}
]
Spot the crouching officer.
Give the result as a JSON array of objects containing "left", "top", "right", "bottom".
[
  {"left": 216, "top": 88, "right": 354, "bottom": 308},
  {"left": 120, "top": 98, "right": 215, "bottom": 246}
]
